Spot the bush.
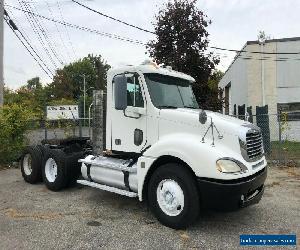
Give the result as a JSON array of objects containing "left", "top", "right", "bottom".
[{"left": 0, "top": 104, "right": 34, "bottom": 164}]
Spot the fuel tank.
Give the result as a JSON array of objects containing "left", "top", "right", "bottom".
[{"left": 80, "top": 155, "right": 138, "bottom": 192}]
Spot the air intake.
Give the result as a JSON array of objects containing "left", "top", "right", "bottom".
[{"left": 246, "top": 130, "right": 263, "bottom": 160}]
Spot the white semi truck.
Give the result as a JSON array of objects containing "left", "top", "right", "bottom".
[{"left": 20, "top": 61, "right": 267, "bottom": 229}]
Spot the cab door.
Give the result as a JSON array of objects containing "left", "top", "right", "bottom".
[{"left": 111, "top": 73, "right": 147, "bottom": 153}]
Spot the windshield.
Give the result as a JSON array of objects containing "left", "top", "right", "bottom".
[{"left": 144, "top": 73, "right": 199, "bottom": 109}]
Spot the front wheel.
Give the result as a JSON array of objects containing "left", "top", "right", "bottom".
[{"left": 148, "top": 163, "right": 200, "bottom": 229}]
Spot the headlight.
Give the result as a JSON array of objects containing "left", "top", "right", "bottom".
[{"left": 216, "top": 158, "right": 248, "bottom": 174}]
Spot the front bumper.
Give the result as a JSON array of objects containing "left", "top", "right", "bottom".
[{"left": 197, "top": 167, "right": 267, "bottom": 210}]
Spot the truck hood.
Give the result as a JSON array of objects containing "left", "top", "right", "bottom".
[{"left": 159, "top": 108, "right": 250, "bottom": 137}]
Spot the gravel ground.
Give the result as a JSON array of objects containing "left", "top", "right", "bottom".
[{"left": 0, "top": 166, "right": 299, "bottom": 250}]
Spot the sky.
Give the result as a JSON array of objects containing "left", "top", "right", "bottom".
[{"left": 4, "top": 0, "right": 300, "bottom": 89}]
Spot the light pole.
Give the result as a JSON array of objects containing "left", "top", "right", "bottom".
[
  {"left": 258, "top": 36, "right": 266, "bottom": 106},
  {"left": 80, "top": 74, "right": 94, "bottom": 126}
]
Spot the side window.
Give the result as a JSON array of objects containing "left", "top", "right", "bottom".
[{"left": 126, "top": 74, "right": 144, "bottom": 107}]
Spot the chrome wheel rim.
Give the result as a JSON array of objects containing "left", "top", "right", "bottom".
[
  {"left": 157, "top": 179, "right": 184, "bottom": 217},
  {"left": 23, "top": 154, "right": 32, "bottom": 176},
  {"left": 45, "top": 158, "right": 58, "bottom": 183}
]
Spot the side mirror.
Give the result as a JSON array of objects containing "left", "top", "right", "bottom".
[
  {"left": 199, "top": 110, "right": 207, "bottom": 124},
  {"left": 114, "top": 74, "right": 127, "bottom": 110}
]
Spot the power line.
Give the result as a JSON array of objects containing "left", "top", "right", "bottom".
[
  {"left": 20, "top": 0, "right": 61, "bottom": 67},
  {"left": 215, "top": 50, "right": 300, "bottom": 62},
  {"left": 209, "top": 46, "right": 300, "bottom": 55},
  {"left": 71, "top": 0, "right": 155, "bottom": 35},
  {"left": 4, "top": 15, "right": 53, "bottom": 79},
  {"left": 7, "top": 3, "right": 300, "bottom": 59},
  {"left": 44, "top": 0, "right": 71, "bottom": 62},
  {"left": 17, "top": 0, "right": 59, "bottom": 68},
  {"left": 71, "top": 0, "right": 300, "bottom": 55},
  {"left": 5, "top": 9, "right": 54, "bottom": 76},
  {"left": 56, "top": 0, "right": 77, "bottom": 60},
  {"left": 5, "top": 4, "right": 146, "bottom": 46},
  {"left": 23, "top": 0, "right": 65, "bottom": 66}
]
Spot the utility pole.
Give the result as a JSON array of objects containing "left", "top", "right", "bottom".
[
  {"left": 83, "top": 74, "right": 86, "bottom": 120},
  {"left": 258, "top": 31, "right": 266, "bottom": 107},
  {"left": 80, "top": 74, "right": 86, "bottom": 120},
  {"left": 260, "top": 41, "right": 266, "bottom": 106},
  {"left": 0, "top": 0, "right": 4, "bottom": 107}
]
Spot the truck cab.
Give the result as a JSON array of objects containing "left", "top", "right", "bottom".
[
  {"left": 21, "top": 61, "right": 267, "bottom": 229},
  {"left": 79, "top": 61, "right": 267, "bottom": 228}
]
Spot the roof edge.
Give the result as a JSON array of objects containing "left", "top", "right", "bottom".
[{"left": 247, "top": 36, "right": 300, "bottom": 45}]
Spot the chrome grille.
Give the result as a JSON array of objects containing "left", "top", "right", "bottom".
[{"left": 246, "top": 130, "right": 263, "bottom": 160}]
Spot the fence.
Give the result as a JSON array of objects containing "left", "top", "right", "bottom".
[
  {"left": 236, "top": 113, "right": 300, "bottom": 166},
  {"left": 25, "top": 112, "right": 300, "bottom": 166},
  {"left": 25, "top": 118, "right": 93, "bottom": 145}
]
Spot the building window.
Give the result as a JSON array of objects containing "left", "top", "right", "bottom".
[{"left": 277, "top": 103, "right": 300, "bottom": 121}]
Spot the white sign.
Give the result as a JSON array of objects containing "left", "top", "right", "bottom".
[{"left": 47, "top": 105, "right": 79, "bottom": 120}]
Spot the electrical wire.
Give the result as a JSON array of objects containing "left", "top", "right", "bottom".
[
  {"left": 209, "top": 46, "right": 300, "bottom": 55},
  {"left": 4, "top": 17, "right": 53, "bottom": 79},
  {"left": 20, "top": 0, "right": 61, "bottom": 66},
  {"left": 17, "top": 0, "right": 59, "bottom": 68},
  {"left": 23, "top": 0, "right": 65, "bottom": 66},
  {"left": 5, "top": 4, "right": 146, "bottom": 46},
  {"left": 71, "top": 0, "right": 300, "bottom": 55},
  {"left": 5, "top": 9, "right": 54, "bottom": 76},
  {"left": 44, "top": 0, "right": 71, "bottom": 62},
  {"left": 6, "top": 3, "right": 300, "bottom": 61},
  {"left": 56, "top": 0, "right": 77, "bottom": 60},
  {"left": 71, "top": 0, "right": 155, "bottom": 35}
]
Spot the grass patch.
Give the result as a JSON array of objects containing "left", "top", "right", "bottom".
[{"left": 269, "top": 141, "right": 300, "bottom": 160}]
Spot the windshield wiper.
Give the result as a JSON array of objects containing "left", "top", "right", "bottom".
[
  {"left": 157, "top": 105, "right": 178, "bottom": 109},
  {"left": 184, "top": 106, "right": 198, "bottom": 109}
]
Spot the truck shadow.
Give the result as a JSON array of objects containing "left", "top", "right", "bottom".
[{"left": 80, "top": 185, "right": 265, "bottom": 230}]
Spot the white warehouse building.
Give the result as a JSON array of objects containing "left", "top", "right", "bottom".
[{"left": 219, "top": 37, "right": 300, "bottom": 142}]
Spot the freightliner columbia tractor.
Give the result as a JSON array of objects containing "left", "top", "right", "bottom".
[{"left": 20, "top": 61, "right": 267, "bottom": 229}]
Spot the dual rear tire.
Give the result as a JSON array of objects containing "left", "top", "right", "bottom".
[
  {"left": 21, "top": 146, "right": 83, "bottom": 191},
  {"left": 42, "top": 149, "right": 68, "bottom": 191},
  {"left": 42, "top": 149, "right": 83, "bottom": 191},
  {"left": 21, "top": 146, "right": 43, "bottom": 184}
]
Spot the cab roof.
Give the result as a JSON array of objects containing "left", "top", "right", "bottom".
[{"left": 108, "top": 63, "right": 195, "bottom": 82}]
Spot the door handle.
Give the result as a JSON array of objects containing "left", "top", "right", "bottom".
[{"left": 123, "top": 110, "right": 141, "bottom": 119}]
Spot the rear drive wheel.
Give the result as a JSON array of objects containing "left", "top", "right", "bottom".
[
  {"left": 42, "top": 149, "right": 68, "bottom": 191},
  {"left": 21, "top": 146, "right": 43, "bottom": 184},
  {"left": 148, "top": 163, "right": 200, "bottom": 229}
]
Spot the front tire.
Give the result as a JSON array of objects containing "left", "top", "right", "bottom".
[{"left": 148, "top": 163, "right": 200, "bottom": 229}]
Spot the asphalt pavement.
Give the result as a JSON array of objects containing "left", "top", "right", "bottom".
[{"left": 0, "top": 166, "right": 299, "bottom": 249}]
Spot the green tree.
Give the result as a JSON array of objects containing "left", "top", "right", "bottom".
[
  {"left": 26, "top": 77, "right": 42, "bottom": 90},
  {"left": 50, "top": 54, "right": 110, "bottom": 100},
  {"left": 4, "top": 79, "right": 54, "bottom": 119},
  {"left": 88, "top": 54, "right": 111, "bottom": 90},
  {"left": 3, "top": 54, "right": 110, "bottom": 122},
  {"left": 207, "top": 70, "right": 224, "bottom": 111},
  {"left": 208, "top": 70, "right": 224, "bottom": 90},
  {"left": 0, "top": 104, "right": 35, "bottom": 164},
  {"left": 147, "top": 0, "right": 220, "bottom": 110}
]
